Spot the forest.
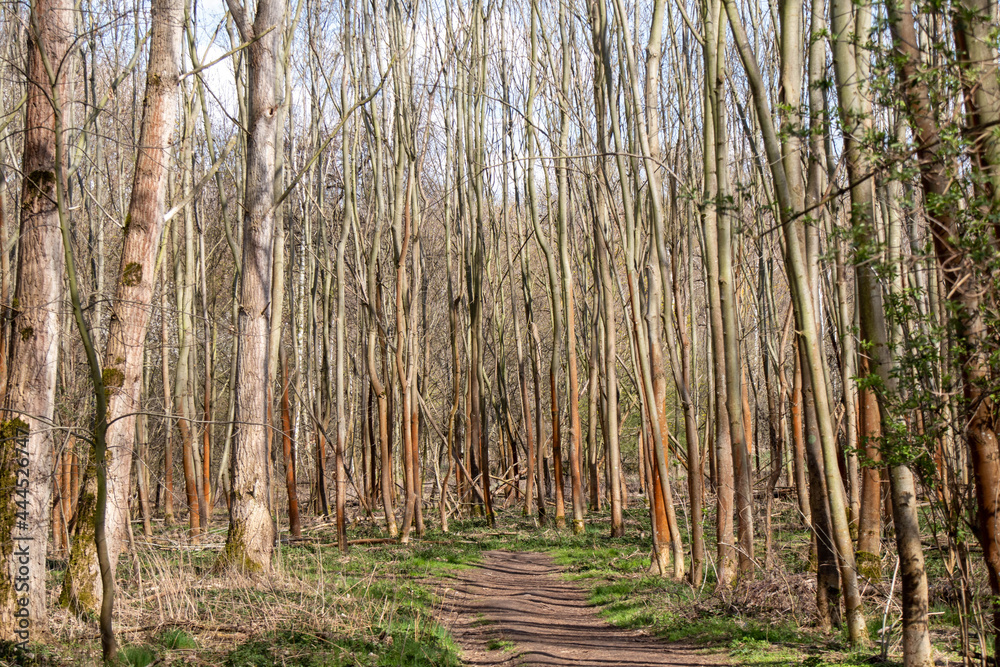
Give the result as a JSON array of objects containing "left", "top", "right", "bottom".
[{"left": 0, "top": 0, "right": 997, "bottom": 664}]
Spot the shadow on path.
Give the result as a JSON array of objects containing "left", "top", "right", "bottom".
[{"left": 433, "top": 550, "right": 728, "bottom": 667}]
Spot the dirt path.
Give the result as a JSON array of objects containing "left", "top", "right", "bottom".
[{"left": 433, "top": 550, "right": 727, "bottom": 667}]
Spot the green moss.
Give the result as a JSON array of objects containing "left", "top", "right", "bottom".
[
  {"left": 59, "top": 450, "right": 99, "bottom": 616},
  {"left": 9, "top": 296, "right": 17, "bottom": 310},
  {"left": 103, "top": 367, "right": 125, "bottom": 392},
  {"left": 0, "top": 418, "right": 28, "bottom": 440},
  {"left": 215, "top": 524, "right": 267, "bottom": 574},
  {"left": 0, "top": 420, "right": 28, "bottom": 610},
  {"left": 122, "top": 262, "right": 142, "bottom": 287},
  {"left": 118, "top": 644, "right": 157, "bottom": 667},
  {"left": 20, "top": 327, "right": 33, "bottom": 341},
  {"left": 856, "top": 551, "right": 882, "bottom": 581}
]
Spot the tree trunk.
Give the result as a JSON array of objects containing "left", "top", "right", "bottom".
[
  {"left": 221, "top": 0, "right": 285, "bottom": 572},
  {"left": 555, "top": 0, "right": 585, "bottom": 535},
  {"left": 595, "top": 218, "right": 623, "bottom": 537},
  {"left": 856, "top": 355, "right": 882, "bottom": 559},
  {"left": 161, "top": 261, "right": 175, "bottom": 525},
  {"left": 0, "top": 0, "right": 71, "bottom": 637},
  {"left": 647, "top": 266, "right": 685, "bottom": 579},
  {"left": 722, "top": 0, "right": 870, "bottom": 643},
  {"left": 280, "top": 350, "right": 301, "bottom": 538},
  {"left": 100, "top": 0, "right": 183, "bottom": 578},
  {"left": 801, "top": 345, "right": 841, "bottom": 631}
]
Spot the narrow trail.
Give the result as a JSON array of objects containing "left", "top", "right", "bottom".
[{"left": 433, "top": 550, "right": 727, "bottom": 667}]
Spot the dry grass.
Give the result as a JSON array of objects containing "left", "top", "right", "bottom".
[{"left": 37, "top": 517, "right": 406, "bottom": 666}]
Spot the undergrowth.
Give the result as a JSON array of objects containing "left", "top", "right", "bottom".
[{"left": 13, "top": 496, "right": 976, "bottom": 666}]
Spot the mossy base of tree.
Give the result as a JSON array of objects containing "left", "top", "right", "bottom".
[
  {"left": 0, "top": 419, "right": 30, "bottom": 618},
  {"left": 59, "top": 448, "right": 100, "bottom": 618},
  {"left": 215, "top": 525, "right": 268, "bottom": 574},
  {"left": 855, "top": 551, "right": 882, "bottom": 581}
]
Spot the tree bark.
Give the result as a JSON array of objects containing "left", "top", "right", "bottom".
[
  {"left": 280, "top": 350, "right": 300, "bottom": 538},
  {"left": 1, "top": 0, "right": 71, "bottom": 637},
  {"left": 703, "top": 0, "right": 737, "bottom": 587},
  {"left": 100, "top": 0, "right": 183, "bottom": 579},
  {"left": 221, "top": 0, "right": 285, "bottom": 572}
]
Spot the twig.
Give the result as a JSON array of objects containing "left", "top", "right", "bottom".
[{"left": 881, "top": 556, "right": 901, "bottom": 661}]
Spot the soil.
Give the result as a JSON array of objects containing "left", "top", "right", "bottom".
[{"left": 433, "top": 550, "right": 728, "bottom": 667}]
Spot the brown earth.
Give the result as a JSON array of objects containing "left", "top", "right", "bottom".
[{"left": 432, "top": 550, "right": 728, "bottom": 667}]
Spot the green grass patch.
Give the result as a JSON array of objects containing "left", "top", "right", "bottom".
[
  {"left": 485, "top": 638, "right": 516, "bottom": 651},
  {"left": 157, "top": 628, "right": 197, "bottom": 650},
  {"left": 225, "top": 621, "right": 461, "bottom": 667},
  {"left": 116, "top": 645, "right": 156, "bottom": 667}
]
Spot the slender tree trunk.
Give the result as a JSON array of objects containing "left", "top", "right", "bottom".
[
  {"left": 100, "top": 0, "right": 183, "bottom": 578},
  {"left": 396, "top": 172, "right": 416, "bottom": 542},
  {"left": 525, "top": 0, "right": 564, "bottom": 528},
  {"left": 722, "top": 0, "right": 870, "bottom": 643},
  {"left": 199, "top": 230, "right": 213, "bottom": 523},
  {"left": 673, "top": 238, "right": 703, "bottom": 582},
  {"left": 586, "top": 271, "right": 600, "bottom": 512},
  {"left": 502, "top": 147, "right": 536, "bottom": 518},
  {"left": 280, "top": 350, "right": 301, "bottom": 538},
  {"left": 647, "top": 266, "right": 685, "bottom": 578},
  {"left": 857, "top": 354, "right": 882, "bottom": 558},
  {"left": 175, "top": 99, "right": 201, "bottom": 540},
  {"left": 335, "top": 32, "right": 357, "bottom": 550},
  {"left": 368, "top": 288, "right": 395, "bottom": 536},
  {"left": 801, "top": 345, "right": 841, "bottom": 631},
  {"left": 791, "top": 342, "right": 810, "bottom": 525},
  {"left": 221, "top": 0, "right": 285, "bottom": 572},
  {"left": 702, "top": 0, "right": 736, "bottom": 587},
  {"left": 161, "top": 259, "right": 175, "bottom": 525},
  {"left": 62, "top": 441, "right": 73, "bottom": 537},
  {"left": 595, "top": 216, "right": 623, "bottom": 537},
  {"left": 762, "top": 275, "right": 788, "bottom": 569},
  {"left": 442, "top": 101, "right": 460, "bottom": 530},
  {"left": 715, "top": 54, "right": 753, "bottom": 580},
  {"left": 554, "top": 0, "right": 585, "bottom": 534}
]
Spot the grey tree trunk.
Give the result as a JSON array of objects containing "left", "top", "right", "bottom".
[
  {"left": 555, "top": 0, "right": 585, "bottom": 535},
  {"left": 221, "top": 0, "right": 285, "bottom": 572},
  {"left": 701, "top": 0, "right": 736, "bottom": 587}
]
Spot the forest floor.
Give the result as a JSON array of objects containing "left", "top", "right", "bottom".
[{"left": 3, "top": 498, "right": 975, "bottom": 667}]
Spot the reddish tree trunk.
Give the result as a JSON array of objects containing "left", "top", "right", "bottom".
[{"left": 281, "top": 353, "right": 300, "bottom": 538}]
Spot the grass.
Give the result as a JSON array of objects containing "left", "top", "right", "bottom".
[
  {"left": 35, "top": 517, "right": 473, "bottom": 666},
  {"left": 116, "top": 645, "right": 156, "bottom": 667},
  {"left": 485, "top": 638, "right": 516, "bottom": 651},
  {"left": 158, "top": 628, "right": 198, "bottom": 650},
  {"left": 0, "top": 641, "right": 59, "bottom": 667},
  {"left": 729, "top": 636, "right": 905, "bottom": 667},
  {"left": 224, "top": 623, "right": 461, "bottom": 667}
]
